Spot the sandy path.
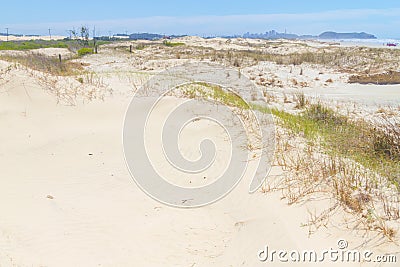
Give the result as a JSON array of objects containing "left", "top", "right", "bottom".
[{"left": 280, "top": 84, "right": 400, "bottom": 107}]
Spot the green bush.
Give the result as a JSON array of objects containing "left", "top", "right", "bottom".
[
  {"left": 162, "top": 40, "right": 184, "bottom": 47},
  {"left": 77, "top": 47, "right": 93, "bottom": 56}
]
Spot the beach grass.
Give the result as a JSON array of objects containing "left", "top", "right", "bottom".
[
  {"left": 349, "top": 71, "right": 400, "bottom": 85},
  {"left": 0, "top": 53, "right": 83, "bottom": 76},
  {"left": 253, "top": 103, "right": 400, "bottom": 188},
  {"left": 252, "top": 100, "right": 399, "bottom": 238}
]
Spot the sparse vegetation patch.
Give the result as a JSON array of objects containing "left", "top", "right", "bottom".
[{"left": 349, "top": 71, "right": 400, "bottom": 85}]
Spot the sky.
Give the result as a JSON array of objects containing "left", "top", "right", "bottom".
[{"left": 1, "top": 0, "right": 400, "bottom": 38}]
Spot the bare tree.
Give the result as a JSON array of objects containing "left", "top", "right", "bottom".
[
  {"left": 80, "top": 26, "right": 89, "bottom": 45},
  {"left": 71, "top": 28, "right": 78, "bottom": 40}
]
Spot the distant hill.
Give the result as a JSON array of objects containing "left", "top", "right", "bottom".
[{"left": 318, "top": 31, "right": 377, "bottom": 39}]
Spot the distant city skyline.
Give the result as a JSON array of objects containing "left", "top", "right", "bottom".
[{"left": 1, "top": 1, "right": 400, "bottom": 39}]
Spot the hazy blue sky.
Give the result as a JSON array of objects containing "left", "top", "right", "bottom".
[{"left": 1, "top": 0, "right": 400, "bottom": 38}]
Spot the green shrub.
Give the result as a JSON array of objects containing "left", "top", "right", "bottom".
[
  {"left": 77, "top": 47, "right": 93, "bottom": 56},
  {"left": 163, "top": 40, "right": 184, "bottom": 47}
]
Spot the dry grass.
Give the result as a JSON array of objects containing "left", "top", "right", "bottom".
[
  {"left": 29, "top": 70, "right": 111, "bottom": 106},
  {"left": 0, "top": 64, "right": 16, "bottom": 87},
  {"left": 196, "top": 46, "right": 398, "bottom": 72},
  {"left": 272, "top": 122, "right": 399, "bottom": 239},
  {"left": 348, "top": 71, "right": 400, "bottom": 85},
  {"left": 253, "top": 99, "right": 400, "bottom": 239},
  {"left": 0, "top": 50, "right": 112, "bottom": 105},
  {"left": 132, "top": 43, "right": 400, "bottom": 76},
  {"left": 275, "top": 102, "right": 400, "bottom": 185},
  {"left": 294, "top": 91, "right": 307, "bottom": 109},
  {"left": 0, "top": 53, "right": 83, "bottom": 76}
]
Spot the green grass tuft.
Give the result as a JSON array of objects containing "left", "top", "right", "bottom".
[
  {"left": 77, "top": 47, "right": 93, "bottom": 56},
  {"left": 163, "top": 41, "right": 185, "bottom": 47}
]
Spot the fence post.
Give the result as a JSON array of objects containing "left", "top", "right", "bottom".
[
  {"left": 130, "top": 44, "right": 132, "bottom": 53},
  {"left": 94, "top": 38, "right": 97, "bottom": 54},
  {"left": 58, "top": 54, "right": 62, "bottom": 63}
]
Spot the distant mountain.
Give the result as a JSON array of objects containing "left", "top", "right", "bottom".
[{"left": 318, "top": 31, "right": 377, "bottom": 39}]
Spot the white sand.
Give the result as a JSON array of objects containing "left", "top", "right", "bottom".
[{"left": 0, "top": 42, "right": 399, "bottom": 266}]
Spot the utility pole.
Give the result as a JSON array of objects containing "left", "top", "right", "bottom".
[
  {"left": 5, "top": 28, "right": 9, "bottom": 41},
  {"left": 48, "top": 28, "right": 52, "bottom": 40}
]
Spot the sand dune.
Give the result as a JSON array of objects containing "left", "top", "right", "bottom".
[{"left": 0, "top": 39, "right": 399, "bottom": 266}]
